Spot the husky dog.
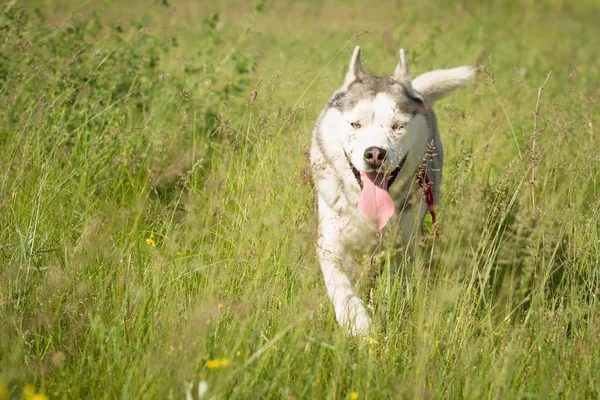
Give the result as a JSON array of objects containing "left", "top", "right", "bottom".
[{"left": 311, "top": 46, "right": 475, "bottom": 335}]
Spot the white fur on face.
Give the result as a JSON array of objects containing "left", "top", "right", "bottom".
[{"left": 341, "top": 92, "right": 423, "bottom": 172}]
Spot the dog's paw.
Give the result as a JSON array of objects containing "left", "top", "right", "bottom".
[{"left": 336, "top": 295, "right": 372, "bottom": 336}]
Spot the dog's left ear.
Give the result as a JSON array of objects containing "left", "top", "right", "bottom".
[
  {"left": 393, "top": 49, "right": 427, "bottom": 112},
  {"left": 393, "top": 48, "right": 412, "bottom": 86},
  {"left": 394, "top": 49, "right": 477, "bottom": 106},
  {"left": 412, "top": 66, "right": 477, "bottom": 104}
]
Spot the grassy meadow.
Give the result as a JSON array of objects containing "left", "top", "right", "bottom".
[{"left": 1, "top": 0, "right": 600, "bottom": 398}]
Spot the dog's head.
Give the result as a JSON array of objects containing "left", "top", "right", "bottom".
[
  {"left": 330, "top": 46, "right": 475, "bottom": 189},
  {"left": 320, "top": 47, "right": 475, "bottom": 229}
]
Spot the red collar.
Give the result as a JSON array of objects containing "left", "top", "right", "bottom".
[{"left": 416, "top": 170, "right": 442, "bottom": 238}]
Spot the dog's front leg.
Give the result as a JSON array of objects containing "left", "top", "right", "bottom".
[{"left": 317, "top": 215, "right": 371, "bottom": 336}]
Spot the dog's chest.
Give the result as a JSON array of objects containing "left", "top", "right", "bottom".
[{"left": 336, "top": 211, "right": 404, "bottom": 255}]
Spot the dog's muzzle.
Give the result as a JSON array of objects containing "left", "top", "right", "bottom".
[{"left": 343, "top": 150, "right": 408, "bottom": 190}]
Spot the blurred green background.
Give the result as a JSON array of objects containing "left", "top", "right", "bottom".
[{"left": 1, "top": 0, "right": 599, "bottom": 398}]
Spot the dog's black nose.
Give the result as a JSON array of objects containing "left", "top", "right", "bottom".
[{"left": 364, "top": 147, "right": 387, "bottom": 168}]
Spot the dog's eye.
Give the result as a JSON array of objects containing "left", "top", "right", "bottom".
[
  {"left": 350, "top": 122, "right": 361, "bottom": 129},
  {"left": 392, "top": 123, "right": 403, "bottom": 131}
]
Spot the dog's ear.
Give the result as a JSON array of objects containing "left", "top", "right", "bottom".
[
  {"left": 394, "top": 49, "right": 427, "bottom": 112},
  {"left": 393, "top": 49, "right": 412, "bottom": 86},
  {"left": 412, "top": 66, "right": 477, "bottom": 104},
  {"left": 342, "top": 46, "right": 367, "bottom": 89}
]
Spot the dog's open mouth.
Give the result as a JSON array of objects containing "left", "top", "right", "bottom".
[
  {"left": 344, "top": 151, "right": 408, "bottom": 191},
  {"left": 344, "top": 150, "right": 408, "bottom": 230}
]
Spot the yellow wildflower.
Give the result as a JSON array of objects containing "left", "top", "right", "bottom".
[
  {"left": 220, "top": 358, "right": 231, "bottom": 367},
  {"left": 349, "top": 391, "right": 359, "bottom": 400},
  {"left": 206, "top": 357, "right": 231, "bottom": 369},
  {"left": 0, "top": 381, "right": 8, "bottom": 400},
  {"left": 367, "top": 337, "right": 377, "bottom": 345},
  {"left": 145, "top": 233, "right": 157, "bottom": 247},
  {"left": 22, "top": 384, "right": 48, "bottom": 400},
  {"left": 218, "top": 303, "right": 224, "bottom": 310},
  {"left": 23, "top": 384, "right": 36, "bottom": 398},
  {"left": 11, "top": 192, "right": 16, "bottom": 199},
  {"left": 236, "top": 350, "right": 242, "bottom": 357}
]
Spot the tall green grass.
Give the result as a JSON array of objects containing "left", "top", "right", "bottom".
[{"left": 1, "top": 0, "right": 599, "bottom": 398}]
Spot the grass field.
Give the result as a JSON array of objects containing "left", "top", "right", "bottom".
[{"left": 1, "top": 0, "right": 599, "bottom": 398}]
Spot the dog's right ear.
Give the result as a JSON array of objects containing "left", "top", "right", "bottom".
[{"left": 342, "top": 46, "right": 367, "bottom": 89}]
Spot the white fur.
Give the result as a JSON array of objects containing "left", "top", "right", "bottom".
[
  {"left": 343, "top": 93, "right": 413, "bottom": 171},
  {"left": 311, "top": 48, "right": 475, "bottom": 335},
  {"left": 412, "top": 66, "right": 477, "bottom": 104}
]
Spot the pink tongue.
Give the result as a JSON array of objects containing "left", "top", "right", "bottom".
[{"left": 359, "top": 172, "right": 396, "bottom": 230}]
